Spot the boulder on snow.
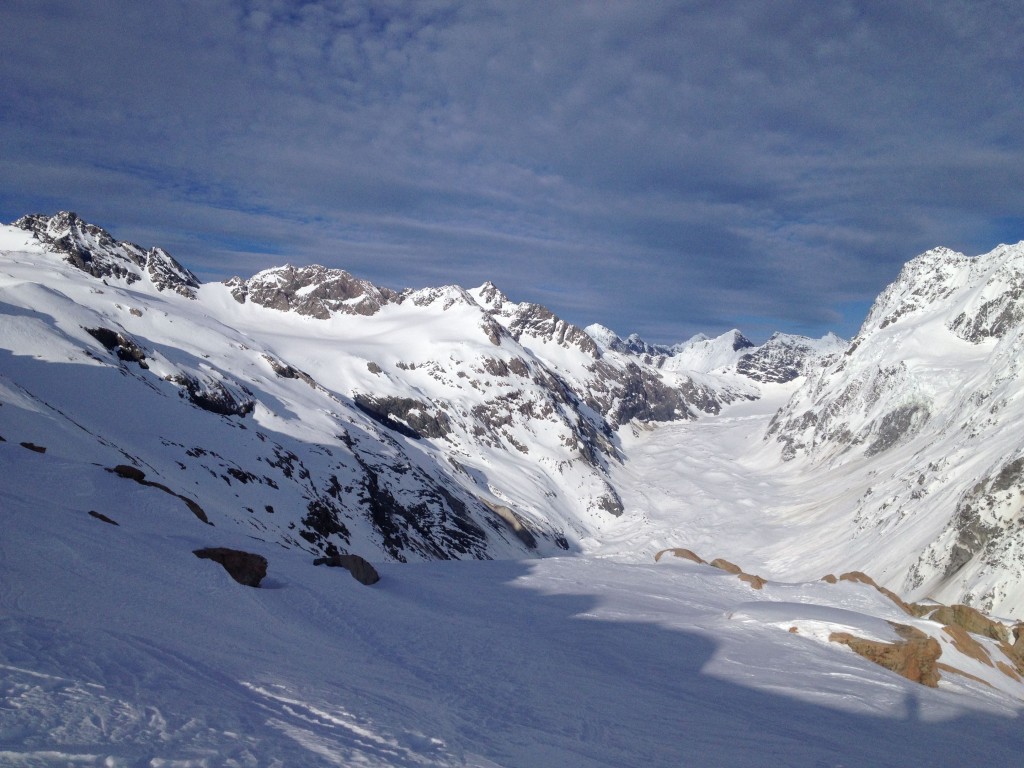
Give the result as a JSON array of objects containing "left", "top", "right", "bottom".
[
  {"left": 193, "top": 547, "right": 268, "bottom": 587},
  {"left": 710, "top": 558, "right": 742, "bottom": 574},
  {"left": 656, "top": 549, "right": 765, "bottom": 588},
  {"left": 830, "top": 623, "right": 942, "bottom": 687},
  {"left": 313, "top": 553, "right": 381, "bottom": 585},
  {"left": 654, "top": 548, "right": 706, "bottom": 564}
]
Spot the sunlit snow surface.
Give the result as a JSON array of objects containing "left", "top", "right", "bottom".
[{"left": 4, "top": 225, "right": 1024, "bottom": 765}]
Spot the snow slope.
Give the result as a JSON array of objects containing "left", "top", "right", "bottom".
[{"left": 3, "top": 440, "right": 1024, "bottom": 767}]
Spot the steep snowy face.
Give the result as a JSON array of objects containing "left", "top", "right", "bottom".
[
  {"left": 660, "top": 329, "right": 754, "bottom": 374},
  {"left": 14, "top": 211, "right": 200, "bottom": 298},
  {"left": 766, "top": 241, "right": 1024, "bottom": 611},
  {"left": 768, "top": 243, "right": 1024, "bottom": 462},
  {"left": 948, "top": 243, "right": 1024, "bottom": 343}
]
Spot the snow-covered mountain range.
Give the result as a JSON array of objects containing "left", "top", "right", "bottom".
[
  {"left": 0, "top": 211, "right": 840, "bottom": 567},
  {"left": 5, "top": 212, "right": 1024, "bottom": 765}
]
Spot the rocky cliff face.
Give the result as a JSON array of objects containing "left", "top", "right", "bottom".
[{"left": 736, "top": 332, "right": 846, "bottom": 384}]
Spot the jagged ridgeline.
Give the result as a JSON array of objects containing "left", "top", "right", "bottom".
[
  {"left": 5, "top": 212, "right": 1024, "bottom": 615},
  {"left": 0, "top": 212, "right": 838, "bottom": 565}
]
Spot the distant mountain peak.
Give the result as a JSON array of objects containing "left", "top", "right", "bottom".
[
  {"left": 13, "top": 211, "right": 200, "bottom": 298},
  {"left": 225, "top": 263, "right": 399, "bottom": 318}
]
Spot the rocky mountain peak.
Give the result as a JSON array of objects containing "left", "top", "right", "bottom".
[
  {"left": 736, "top": 331, "right": 846, "bottom": 384},
  {"left": 225, "top": 264, "right": 399, "bottom": 318},
  {"left": 13, "top": 211, "right": 200, "bottom": 298},
  {"left": 474, "top": 281, "right": 510, "bottom": 309},
  {"left": 469, "top": 283, "right": 600, "bottom": 358}
]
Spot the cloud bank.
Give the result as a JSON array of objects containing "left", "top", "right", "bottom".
[{"left": 2, "top": 1, "right": 1023, "bottom": 341}]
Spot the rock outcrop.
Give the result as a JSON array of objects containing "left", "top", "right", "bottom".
[
  {"left": 193, "top": 547, "right": 268, "bottom": 587},
  {"left": 313, "top": 553, "right": 381, "bottom": 585},
  {"left": 830, "top": 623, "right": 942, "bottom": 687}
]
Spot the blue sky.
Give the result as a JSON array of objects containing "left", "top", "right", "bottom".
[{"left": 2, "top": 1, "right": 1023, "bottom": 343}]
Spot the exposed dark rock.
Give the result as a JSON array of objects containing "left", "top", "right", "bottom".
[
  {"left": 110, "top": 464, "right": 147, "bottom": 481},
  {"left": 738, "top": 572, "right": 767, "bottom": 590},
  {"left": 595, "top": 483, "right": 625, "bottom": 516},
  {"left": 225, "top": 264, "right": 398, "bottom": 318},
  {"left": 85, "top": 326, "right": 148, "bottom": 367},
  {"left": 106, "top": 465, "right": 211, "bottom": 524},
  {"left": 339, "top": 433, "right": 490, "bottom": 561},
  {"left": 193, "top": 547, "right": 268, "bottom": 587},
  {"left": 830, "top": 623, "right": 942, "bottom": 687},
  {"left": 88, "top": 510, "right": 119, "bottom": 525},
  {"left": 710, "top": 558, "right": 742, "bottom": 574},
  {"left": 948, "top": 259, "right": 1024, "bottom": 342},
  {"left": 313, "top": 553, "right": 381, "bottom": 585},
  {"left": 492, "top": 299, "right": 600, "bottom": 358},
  {"left": 598, "top": 362, "right": 694, "bottom": 425},
  {"left": 353, "top": 394, "right": 451, "bottom": 439},
  {"left": 736, "top": 332, "right": 837, "bottom": 384},
  {"left": 943, "top": 477, "right": 1008, "bottom": 579},
  {"left": 864, "top": 404, "right": 929, "bottom": 457},
  {"left": 169, "top": 374, "right": 255, "bottom": 417},
  {"left": 929, "top": 604, "right": 1009, "bottom": 643},
  {"left": 301, "top": 498, "right": 352, "bottom": 553},
  {"left": 19, "top": 442, "right": 46, "bottom": 453},
  {"left": 263, "top": 354, "right": 318, "bottom": 388},
  {"left": 654, "top": 548, "right": 707, "bottom": 564}
]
